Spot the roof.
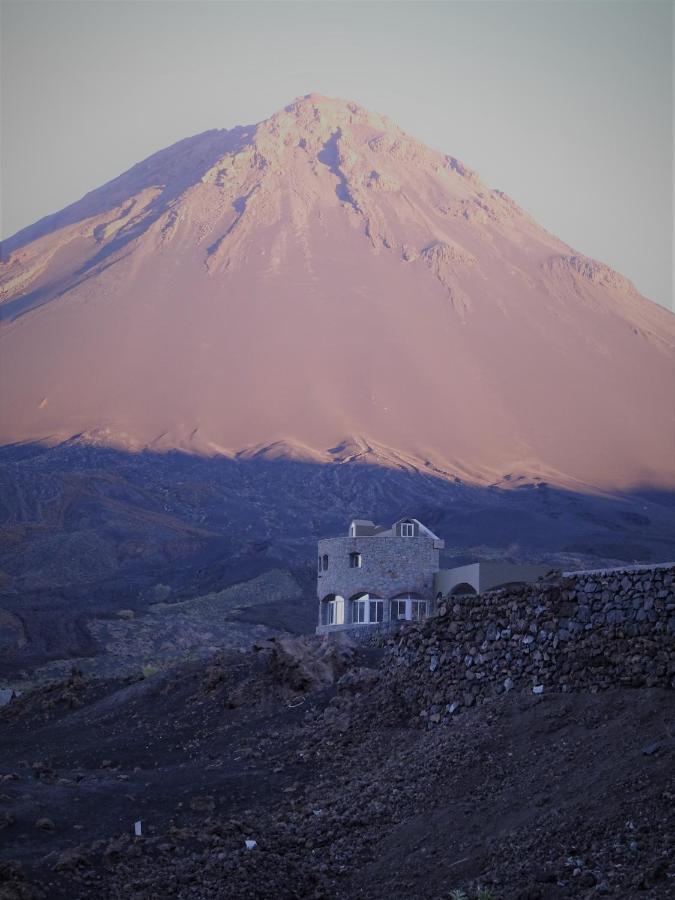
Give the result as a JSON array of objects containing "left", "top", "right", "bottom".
[{"left": 348, "top": 517, "right": 441, "bottom": 541}]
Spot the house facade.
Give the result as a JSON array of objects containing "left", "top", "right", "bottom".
[{"left": 316, "top": 517, "right": 444, "bottom": 635}]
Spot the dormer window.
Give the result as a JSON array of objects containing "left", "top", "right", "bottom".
[
  {"left": 349, "top": 552, "right": 362, "bottom": 568},
  {"left": 400, "top": 522, "right": 414, "bottom": 537}
]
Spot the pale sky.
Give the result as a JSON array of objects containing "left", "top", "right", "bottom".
[{"left": 1, "top": 0, "right": 673, "bottom": 308}]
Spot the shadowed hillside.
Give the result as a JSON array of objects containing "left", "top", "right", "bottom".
[{"left": 1, "top": 441, "right": 674, "bottom": 680}]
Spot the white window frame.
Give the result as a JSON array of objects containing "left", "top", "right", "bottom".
[
  {"left": 349, "top": 552, "right": 362, "bottom": 569},
  {"left": 390, "top": 595, "right": 427, "bottom": 622},
  {"left": 369, "top": 598, "right": 384, "bottom": 623},
  {"left": 325, "top": 596, "right": 344, "bottom": 626},
  {"left": 351, "top": 593, "right": 384, "bottom": 624},
  {"left": 400, "top": 522, "right": 415, "bottom": 537},
  {"left": 391, "top": 599, "right": 407, "bottom": 621},
  {"left": 352, "top": 599, "right": 366, "bottom": 624},
  {"left": 411, "top": 599, "right": 427, "bottom": 621}
]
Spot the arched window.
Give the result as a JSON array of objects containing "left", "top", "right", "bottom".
[
  {"left": 322, "top": 554, "right": 329, "bottom": 571},
  {"left": 390, "top": 593, "right": 427, "bottom": 622},
  {"left": 391, "top": 598, "right": 407, "bottom": 621},
  {"left": 411, "top": 599, "right": 427, "bottom": 621},
  {"left": 349, "top": 592, "right": 383, "bottom": 624},
  {"left": 323, "top": 595, "right": 344, "bottom": 626},
  {"left": 369, "top": 598, "right": 384, "bottom": 623}
]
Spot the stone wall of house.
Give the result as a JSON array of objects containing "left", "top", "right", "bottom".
[
  {"left": 317, "top": 535, "right": 440, "bottom": 607},
  {"left": 318, "top": 621, "right": 393, "bottom": 643},
  {"left": 381, "top": 563, "right": 675, "bottom": 725}
]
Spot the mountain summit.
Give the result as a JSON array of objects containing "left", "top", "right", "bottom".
[{"left": 1, "top": 94, "right": 673, "bottom": 489}]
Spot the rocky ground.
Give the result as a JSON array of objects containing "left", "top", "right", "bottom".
[
  {"left": 0, "top": 636, "right": 672, "bottom": 900},
  {"left": 16, "top": 569, "right": 313, "bottom": 687}
]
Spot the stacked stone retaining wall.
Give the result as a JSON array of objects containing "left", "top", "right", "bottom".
[{"left": 382, "top": 563, "right": 675, "bottom": 725}]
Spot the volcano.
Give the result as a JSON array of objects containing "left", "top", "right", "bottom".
[{"left": 1, "top": 93, "right": 673, "bottom": 490}]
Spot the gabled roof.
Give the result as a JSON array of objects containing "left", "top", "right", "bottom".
[
  {"left": 346, "top": 517, "right": 441, "bottom": 540},
  {"left": 394, "top": 517, "right": 441, "bottom": 540}
]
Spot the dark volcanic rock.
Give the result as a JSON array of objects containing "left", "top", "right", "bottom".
[{"left": 0, "top": 627, "right": 673, "bottom": 899}]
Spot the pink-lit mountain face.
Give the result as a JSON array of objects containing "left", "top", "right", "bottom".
[{"left": 1, "top": 94, "right": 673, "bottom": 490}]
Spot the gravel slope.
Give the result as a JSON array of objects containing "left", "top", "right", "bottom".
[{"left": 0, "top": 638, "right": 672, "bottom": 899}]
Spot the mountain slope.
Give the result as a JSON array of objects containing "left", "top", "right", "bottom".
[{"left": 1, "top": 94, "right": 673, "bottom": 489}]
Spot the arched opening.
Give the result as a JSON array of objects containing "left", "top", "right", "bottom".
[
  {"left": 390, "top": 592, "right": 427, "bottom": 622},
  {"left": 349, "top": 591, "right": 384, "bottom": 625},
  {"left": 321, "top": 593, "right": 345, "bottom": 626},
  {"left": 450, "top": 582, "right": 478, "bottom": 597}
]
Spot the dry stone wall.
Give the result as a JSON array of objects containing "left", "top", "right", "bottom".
[{"left": 382, "top": 563, "right": 675, "bottom": 726}]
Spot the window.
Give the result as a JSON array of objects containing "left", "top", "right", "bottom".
[
  {"left": 352, "top": 599, "right": 366, "bottom": 624},
  {"left": 391, "top": 599, "right": 407, "bottom": 621},
  {"left": 322, "top": 554, "right": 328, "bottom": 570},
  {"left": 324, "top": 596, "right": 344, "bottom": 626},
  {"left": 349, "top": 552, "right": 362, "bottom": 568},
  {"left": 411, "top": 600, "right": 427, "bottom": 621},
  {"left": 351, "top": 593, "right": 384, "bottom": 625},
  {"left": 400, "top": 522, "right": 414, "bottom": 537},
  {"left": 350, "top": 523, "right": 356, "bottom": 537},
  {"left": 369, "top": 599, "right": 384, "bottom": 623},
  {"left": 390, "top": 595, "right": 427, "bottom": 623},
  {"left": 318, "top": 557, "right": 323, "bottom": 573},
  {"left": 351, "top": 593, "right": 383, "bottom": 624}
]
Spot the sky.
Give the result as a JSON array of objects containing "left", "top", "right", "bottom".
[{"left": 1, "top": 0, "right": 673, "bottom": 309}]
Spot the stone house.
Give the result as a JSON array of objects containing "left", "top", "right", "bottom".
[
  {"left": 316, "top": 517, "right": 553, "bottom": 635},
  {"left": 316, "top": 517, "right": 444, "bottom": 634}
]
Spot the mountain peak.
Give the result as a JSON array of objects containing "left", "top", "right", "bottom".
[
  {"left": 1, "top": 98, "right": 673, "bottom": 490},
  {"left": 285, "top": 92, "right": 373, "bottom": 116},
  {"left": 257, "top": 93, "right": 398, "bottom": 151},
  {"left": 295, "top": 92, "right": 344, "bottom": 106}
]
